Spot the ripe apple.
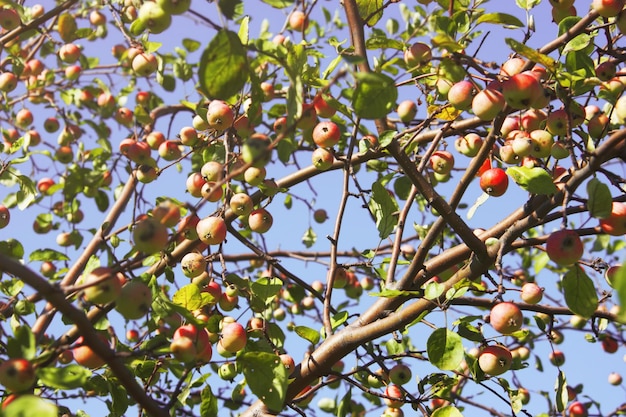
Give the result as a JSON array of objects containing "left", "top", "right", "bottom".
[
  {"left": 545, "top": 229, "right": 583, "bottom": 266},
  {"left": 115, "top": 279, "right": 152, "bottom": 320},
  {"left": 172, "top": 324, "right": 212, "bottom": 363},
  {"left": 0, "top": 205, "right": 10, "bottom": 229},
  {"left": 397, "top": 100, "right": 417, "bottom": 123},
  {"left": 472, "top": 88, "right": 505, "bottom": 121},
  {"left": 132, "top": 217, "right": 169, "bottom": 253},
  {"left": 591, "top": 0, "right": 625, "bottom": 17},
  {"left": 454, "top": 133, "right": 483, "bottom": 157},
  {"left": 312, "top": 147, "right": 335, "bottom": 170},
  {"left": 15, "top": 108, "right": 33, "bottom": 129},
  {"left": 152, "top": 200, "right": 181, "bottom": 228},
  {"left": 500, "top": 57, "right": 526, "bottom": 77},
  {"left": 404, "top": 42, "right": 432, "bottom": 68},
  {"left": 568, "top": 401, "right": 588, "bottom": 417},
  {"left": 186, "top": 172, "right": 207, "bottom": 198},
  {"left": 596, "top": 61, "right": 617, "bottom": 81},
  {"left": 479, "top": 168, "right": 509, "bottom": 197},
  {"left": 502, "top": 73, "right": 543, "bottom": 109},
  {"left": 312, "top": 121, "right": 341, "bottom": 148},
  {"left": 196, "top": 216, "right": 227, "bottom": 245},
  {"left": 313, "top": 93, "right": 337, "bottom": 118},
  {"left": 220, "top": 322, "right": 247, "bottom": 353},
  {"left": 608, "top": 372, "right": 622, "bottom": 385},
  {"left": 313, "top": 208, "right": 328, "bottom": 223},
  {"left": 73, "top": 334, "right": 108, "bottom": 369},
  {"left": 601, "top": 335, "right": 619, "bottom": 353},
  {"left": 520, "top": 282, "right": 543, "bottom": 304},
  {"left": 478, "top": 345, "right": 512, "bottom": 376},
  {"left": 289, "top": 10, "right": 309, "bottom": 31},
  {"left": 89, "top": 10, "right": 106, "bottom": 25},
  {"left": 248, "top": 208, "right": 273, "bottom": 233},
  {"left": 179, "top": 126, "right": 198, "bottom": 146},
  {"left": 229, "top": 193, "right": 254, "bottom": 217},
  {"left": 43, "top": 117, "right": 60, "bottom": 133},
  {"left": 549, "top": 350, "right": 565, "bottom": 366},
  {"left": 587, "top": 112, "right": 610, "bottom": 139},
  {"left": 489, "top": 301, "right": 523, "bottom": 334},
  {"left": 206, "top": 100, "right": 234, "bottom": 131},
  {"left": 599, "top": 202, "right": 626, "bottom": 236},
  {"left": 158, "top": 140, "right": 183, "bottom": 161},
  {"left": 83, "top": 266, "right": 123, "bottom": 305},
  {"left": 58, "top": 43, "right": 81, "bottom": 63},
  {"left": 389, "top": 363, "right": 412, "bottom": 385},
  {"left": 384, "top": 384, "right": 405, "bottom": 408},
  {"left": 429, "top": 150, "right": 454, "bottom": 175},
  {"left": 0, "top": 72, "right": 17, "bottom": 92},
  {"left": 0, "top": 359, "right": 36, "bottom": 392},
  {"left": 0, "top": 8, "right": 21, "bottom": 30}
]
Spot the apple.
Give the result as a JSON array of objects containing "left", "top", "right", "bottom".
[
  {"left": 73, "top": 334, "right": 108, "bottom": 369},
  {"left": 158, "top": 140, "right": 183, "bottom": 161},
  {"left": 478, "top": 345, "right": 512, "bottom": 376},
  {"left": 179, "top": 126, "right": 198, "bottom": 147},
  {"left": 454, "top": 133, "right": 483, "bottom": 157},
  {"left": 297, "top": 102, "right": 318, "bottom": 130},
  {"left": 404, "top": 42, "right": 432, "bottom": 68},
  {"left": 0, "top": 8, "right": 20, "bottom": 30},
  {"left": 233, "top": 115, "right": 254, "bottom": 138},
  {"left": 608, "top": 372, "right": 622, "bottom": 385},
  {"left": 243, "top": 166, "right": 266, "bottom": 186},
  {"left": 588, "top": 112, "right": 610, "bottom": 139},
  {"left": 114, "top": 107, "right": 134, "bottom": 126},
  {"left": 229, "top": 193, "right": 254, "bottom": 217},
  {"left": 489, "top": 301, "right": 523, "bottom": 334},
  {"left": 207, "top": 100, "right": 234, "bottom": 131},
  {"left": 312, "top": 121, "right": 341, "bottom": 148},
  {"left": 40, "top": 261, "right": 56, "bottom": 278},
  {"left": 192, "top": 114, "right": 209, "bottom": 131},
  {"left": 138, "top": 1, "right": 172, "bottom": 33},
  {"left": 186, "top": 172, "right": 207, "bottom": 198},
  {"left": 0, "top": 72, "right": 17, "bottom": 92},
  {"left": 115, "top": 279, "right": 152, "bottom": 320},
  {"left": 500, "top": 57, "right": 526, "bottom": 77},
  {"left": 136, "top": 165, "right": 158, "bottom": 183},
  {"left": 599, "top": 202, "right": 626, "bottom": 235},
  {"left": 549, "top": 350, "right": 565, "bottom": 366},
  {"left": 126, "top": 329, "right": 139, "bottom": 342},
  {"left": 180, "top": 252, "right": 206, "bottom": 278},
  {"left": 596, "top": 61, "right": 617, "bottom": 81},
  {"left": 132, "top": 217, "right": 169, "bottom": 253},
  {"left": 58, "top": 43, "right": 81, "bottom": 63},
  {"left": 384, "top": 384, "right": 405, "bottom": 408},
  {"left": 511, "top": 133, "right": 534, "bottom": 157},
  {"left": 132, "top": 53, "right": 158, "bottom": 77},
  {"left": 15, "top": 108, "right": 33, "bottom": 129},
  {"left": 248, "top": 208, "right": 273, "bottom": 233},
  {"left": 502, "top": 73, "right": 543, "bottom": 109},
  {"left": 601, "top": 335, "right": 619, "bottom": 353},
  {"left": 313, "top": 208, "right": 328, "bottom": 223},
  {"left": 43, "top": 117, "right": 60, "bottom": 133},
  {"left": 312, "top": 147, "right": 335, "bottom": 170},
  {"left": 479, "top": 168, "right": 509, "bottom": 197},
  {"left": 220, "top": 322, "right": 247, "bottom": 353},
  {"left": 152, "top": 200, "right": 181, "bottom": 228},
  {"left": 156, "top": 0, "right": 191, "bottom": 15},
  {"left": 219, "top": 361, "right": 238, "bottom": 381},
  {"left": 429, "top": 150, "right": 454, "bottom": 175},
  {"left": 172, "top": 324, "right": 212, "bottom": 363},
  {"left": 397, "top": 100, "right": 417, "bottom": 123},
  {"left": 289, "top": 10, "right": 309, "bottom": 31},
  {"left": 545, "top": 229, "right": 583, "bottom": 266},
  {"left": 472, "top": 88, "right": 505, "bottom": 121},
  {"left": 313, "top": 93, "right": 337, "bottom": 118},
  {"left": 0, "top": 359, "right": 36, "bottom": 392},
  {"left": 520, "top": 282, "right": 543, "bottom": 304},
  {"left": 389, "top": 363, "right": 412, "bottom": 385},
  {"left": 242, "top": 133, "right": 271, "bottom": 167},
  {"left": 83, "top": 266, "right": 123, "bottom": 305},
  {"left": 549, "top": 0, "right": 575, "bottom": 8},
  {"left": 592, "top": 0, "right": 625, "bottom": 17},
  {"left": 0, "top": 205, "right": 10, "bottom": 229},
  {"left": 568, "top": 401, "right": 588, "bottom": 417},
  {"left": 196, "top": 216, "right": 227, "bottom": 245}
]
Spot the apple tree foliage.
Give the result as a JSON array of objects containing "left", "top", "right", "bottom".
[{"left": 0, "top": 0, "right": 625, "bottom": 416}]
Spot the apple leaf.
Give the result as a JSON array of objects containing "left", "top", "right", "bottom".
[
  {"left": 29, "top": 249, "right": 70, "bottom": 262},
  {"left": 432, "top": 405, "right": 463, "bottom": 417},
  {"left": 352, "top": 72, "right": 398, "bottom": 120},
  {"left": 587, "top": 178, "right": 612, "bottom": 219},
  {"left": 555, "top": 370, "right": 568, "bottom": 412},
  {"left": 57, "top": 13, "right": 77, "bottom": 42},
  {"left": 476, "top": 13, "right": 523, "bottom": 28},
  {"left": 37, "top": 365, "right": 92, "bottom": 390},
  {"left": 505, "top": 38, "right": 557, "bottom": 72},
  {"left": 200, "top": 385, "right": 218, "bottom": 417},
  {"left": 506, "top": 166, "right": 558, "bottom": 195},
  {"left": 3, "top": 395, "right": 57, "bottom": 417},
  {"left": 368, "top": 180, "right": 399, "bottom": 239},
  {"left": 611, "top": 264, "right": 626, "bottom": 324},
  {"left": 172, "top": 283, "right": 204, "bottom": 311},
  {"left": 378, "top": 130, "right": 397, "bottom": 148},
  {"left": 295, "top": 325, "right": 321, "bottom": 345},
  {"left": 251, "top": 276, "right": 283, "bottom": 305},
  {"left": 198, "top": 30, "right": 249, "bottom": 100},
  {"left": 561, "top": 267, "right": 598, "bottom": 319},
  {"left": 301, "top": 226, "right": 317, "bottom": 248},
  {"left": 239, "top": 351, "right": 288, "bottom": 412},
  {"left": 427, "top": 328, "right": 464, "bottom": 371},
  {"left": 261, "top": 0, "right": 294, "bottom": 8},
  {"left": 356, "top": 0, "right": 383, "bottom": 26}
]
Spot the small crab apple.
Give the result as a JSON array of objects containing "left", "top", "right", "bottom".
[
  {"left": 179, "top": 126, "right": 198, "bottom": 146},
  {"left": 592, "top": 0, "right": 625, "bottom": 17},
  {"left": 229, "top": 193, "right": 254, "bottom": 217},
  {"left": 132, "top": 217, "right": 169, "bottom": 254},
  {"left": 596, "top": 61, "right": 617, "bottom": 81},
  {"left": 220, "top": 322, "right": 247, "bottom": 353},
  {"left": 587, "top": 112, "right": 610, "bottom": 139},
  {"left": 384, "top": 384, "right": 405, "bottom": 408},
  {"left": 521, "top": 282, "right": 543, "bottom": 304},
  {"left": 502, "top": 73, "right": 543, "bottom": 109},
  {"left": 196, "top": 216, "right": 227, "bottom": 245},
  {"left": 58, "top": 43, "right": 81, "bottom": 63},
  {"left": 489, "top": 301, "right": 523, "bottom": 334},
  {"left": 0, "top": 359, "right": 36, "bottom": 392},
  {"left": 480, "top": 168, "right": 509, "bottom": 197},
  {"left": 137, "top": 1, "right": 171, "bottom": 33},
  {"left": 115, "top": 279, "right": 152, "bottom": 320},
  {"left": 313, "top": 93, "right": 337, "bottom": 118},
  {"left": 454, "top": 133, "right": 483, "bottom": 157},
  {"left": 500, "top": 57, "right": 526, "bottom": 77},
  {"left": 15, "top": 108, "right": 34, "bottom": 129},
  {"left": 181, "top": 252, "right": 206, "bottom": 278},
  {"left": 397, "top": 100, "right": 417, "bottom": 123},
  {"left": 83, "top": 266, "right": 123, "bottom": 305},
  {"left": 601, "top": 335, "right": 619, "bottom": 353},
  {"left": 478, "top": 345, "right": 513, "bottom": 376},
  {"left": 389, "top": 363, "right": 412, "bottom": 385},
  {"left": 201, "top": 182, "right": 223, "bottom": 202},
  {"left": 0, "top": 72, "right": 17, "bottom": 92},
  {"left": 288, "top": 10, "right": 309, "bottom": 31},
  {"left": 207, "top": 100, "right": 234, "bottom": 131},
  {"left": 158, "top": 140, "right": 183, "bottom": 161},
  {"left": 312, "top": 147, "right": 335, "bottom": 170},
  {"left": 156, "top": 0, "right": 191, "bottom": 14},
  {"left": 545, "top": 229, "right": 583, "bottom": 266},
  {"left": 152, "top": 201, "right": 181, "bottom": 228},
  {"left": 430, "top": 150, "right": 454, "bottom": 175},
  {"left": 404, "top": 42, "right": 432, "bottom": 68},
  {"left": 73, "top": 334, "right": 108, "bottom": 369},
  {"left": 314, "top": 208, "right": 328, "bottom": 223},
  {"left": 448, "top": 80, "right": 476, "bottom": 110},
  {"left": 568, "top": 401, "right": 588, "bottom": 417},
  {"left": 312, "top": 121, "right": 340, "bottom": 148},
  {"left": 0, "top": 205, "right": 10, "bottom": 229},
  {"left": 145, "top": 131, "right": 165, "bottom": 150},
  {"left": 549, "top": 350, "right": 566, "bottom": 366},
  {"left": 599, "top": 202, "right": 626, "bottom": 236},
  {"left": 608, "top": 372, "right": 622, "bottom": 385},
  {"left": 248, "top": 208, "right": 273, "bottom": 233},
  {"left": 136, "top": 165, "right": 157, "bottom": 183},
  {"left": 472, "top": 88, "right": 505, "bottom": 121},
  {"left": 132, "top": 53, "right": 158, "bottom": 77},
  {"left": 186, "top": 172, "right": 206, "bottom": 198}
]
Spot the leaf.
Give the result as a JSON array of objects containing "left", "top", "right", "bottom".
[
  {"left": 294, "top": 326, "right": 320, "bottom": 345},
  {"left": 378, "top": 130, "right": 396, "bottom": 148},
  {"left": 29, "top": 249, "right": 70, "bottom": 262},
  {"left": 423, "top": 281, "right": 445, "bottom": 300},
  {"left": 612, "top": 264, "right": 626, "bottom": 323},
  {"left": 218, "top": 0, "right": 243, "bottom": 20},
  {"left": 331, "top": 311, "right": 349, "bottom": 330},
  {"left": 37, "top": 365, "right": 91, "bottom": 390},
  {"left": 506, "top": 166, "right": 558, "bottom": 195},
  {"left": 427, "top": 328, "right": 464, "bottom": 371},
  {"left": 200, "top": 385, "right": 218, "bottom": 417},
  {"left": 198, "top": 30, "right": 249, "bottom": 99},
  {"left": 587, "top": 178, "right": 612, "bottom": 219},
  {"left": 3, "top": 395, "right": 58, "bottom": 417},
  {"left": 555, "top": 370, "right": 568, "bottom": 412},
  {"left": 302, "top": 226, "right": 317, "bottom": 248},
  {"left": 172, "top": 284, "right": 204, "bottom": 311},
  {"left": 456, "top": 321, "right": 484, "bottom": 342},
  {"left": 261, "top": 0, "right": 294, "bottom": 7},
  {"left": 250, "top": 276, "right": 283, "bottom": 304},
  {"left": 352, "top": 72, "right": 398, "bottom": 120},
  {"left": 369, "top": 289, "right": 422, "bottom": 298},
  {"left": 356, "top": 0, "right": 383, "bottom": 26},
  {"left": 57, "top": 13, "right": 77, "bottom": 42},
  {"left": 476, "top": 13, "right": 523, "bottom": 28},
  {"left": 505, "top": 38, "right": 557, "bottom": 72},
  {"left": 561, "top": 267, "right": 598, "bottom": 319},
  {"left": 16, "top": 175, "right": 36, "bottom": 209},
  {"left": 7, "top": 325, "right": 36, "bottom": 360},
  {"left": 432, "top": 405, "right": 464, "bottom": 417},
  {"left": 182, "top": 38, "right": 201, "bottom": 52},
  {"left": 368, "top": 181, "right": 399, "bottom": 239},
  {"left": 562, "top": 34, "right": 592, "bottom": 54},
  {"left": 239, "top": 351, "right": 288, "bottom": 412}
]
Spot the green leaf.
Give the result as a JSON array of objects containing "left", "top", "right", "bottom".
[
  {"left": 182, "top": 38, "right": 201, "bottom": 52},
  {"left": 555, "top": 370, "right": 568, "bottom": 412},
  {"left": 239, "top": 351, "right": 288, "bottom": 412},
  {"left": 37, "top": 365, "right": 91, "bottom": 390},
  {"left": 356, "top": 0, "right": 383, "bottom": 26},
  {"left": 562, "top": 267, "right": 598, "bottom": 319},
  {"left": 456, "top": 321, "right": 484, "bottom": 342},
  {"left": 172, "top": 284, "right": 204, "bottom": 311},
  {"left": 476, "top": 13, "right": 523, "bottom": 28},
  {"left": 587, "top": 178, "right": 612, "bottom": 219},
  {"left": 612, "top": 264, "right": 626, "bottom": 323},
  {"left": 238, "top": 15, "right": 249, "bottom": 44},
  {"left": 423, "top": 281, "right": 445, "bottom": 300},
  {"left": 516, "top": 0, "right": 541, "bottom": 9},
  {"left": 352, "top": 72, "right": 398, "bottom": 119},
  {"left": 3, "top": 395, "right": 58, "bottom": 417},
  {"left": 16, "top": 175, "right": 36, "bottom": 209},
  {"left": 261, "top": 0, "right": 294, "bottom": 8},
  {"left": 505, "top": 38, "right": 557, "bottom": 72},
  {"left": 7, "top": 325, "right": 36, "bottom": 360},
  {"left": 250, "top": 276, "right": 283, "bottom": 305},
  {"left": 198, "top": 30, "right": 249, "bottom": 99},
  {"left": 295, "top": 325, "right": 320, "bottom": 345},
  {"left": 29, "top": 249, "right": 70, "bottom": 262},
  {"left": 331, "top": 311, "right": 349, "bottom": 330},
  {"left": 506, "top": 166, "right": 558, "bottom": 195},
  {"left": 370, "top": 289, "right": 422, "bottom": 298},
  {"left": 562, "top": 33, "right": 592, "bottom": 54},
  {"left": 302, "top": 226, "right": 317, "bottom": 248},
  {"left": 378, "top": 130, "right": 397, "bottom": 148},
  {"left": 0, "top": 239, "right": 24, "bottom": 260},
  {"left": 368, "top": 181, "right": 399, "bottom": 239},
  {"left": 427, "top": 328, "right": 464, "bottom": 371},
  {"left": 219, "top": 0, "right": 243, "bottom": 20},
  {"left": 432, "top": 405, "right": 464, "bottom": 417},
  {"left": 200, "top": 385, "right": 218, "bottom": 417}
]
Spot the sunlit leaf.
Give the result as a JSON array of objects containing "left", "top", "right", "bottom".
[
  {"left": 38, "top": 365, "right": 91, "bottom": 390},
  {"left": 505, "top": 38, "right": 557, "bottom": 72},
  {"left": 239, "top": 351, "right": 288, "bottom": 412},
  {"left": 295, "top": 325, "right": 320, "bottom": 345},
  {"left": 432, "top": 405, "right": 463, "bottom": 417},
  {"left": 200, "top": 385, "right": 218, "bottom": 417},
  {"left": 368, "top": 180, "right": 399, "bottom": 239},
  {"left": 356, "top": 0, "right": 383, "bottom": 26},
  {"left": 587, "top": 178, "right": 612, "bottom": 219},
  {"left": 561, "top": 266, "right": 598, "bottom": 319},
  {"left": 198, "top": 30, "right": 249, "bottom": 99},
  {"left": 352, "top": 72, "right": 398, "bottom": 119},
  {"left": 3, "top": 395, "right": 57, "bottom": 417},
  {"left": 427, "top": 328, "right": 464, "bottom": 371},
  {"left": 476, "top": 13, "right": 523, "bottom": 28},
  {"left": 506, "top": 166, "right": 558, "bottom": 195},
  {"left": 172, "top": 284, "right": 204, "bottom": 311},
  {"left": 555, "top": 371, "right": 568, "bottom": 412}
]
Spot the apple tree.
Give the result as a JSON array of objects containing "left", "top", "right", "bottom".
[{"left": 0, "top": 0, "right": 626, "bottom": 416}]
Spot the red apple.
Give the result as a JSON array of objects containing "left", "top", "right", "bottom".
[
  {"left": 599, "top": 202, "right": 626, "bottom": 236},
  {"left": 592, "top": 0, "right": 625, "bottom": 17},
  {"left": 219, "top": 322, "right": 247, "bottom": 353},
  {"left": 478, "top": 345, "right": 512, "bottom": 376},
  {"left": 479, "top": 168, "right": 509, "bottom": 197},
  {"left": 568, "top": 401, "right": 588, "bottom": 417},
  {"left": 472, "top": 88, "right": 505, "bottom": 121},
  {"left": 545, "top": 229, "right": 583, "bottom": 266},
  {"left": 248, "top": 208, "right": 273, "bottom": 233},
  {"left": 196, "top": 216, "right": 227, "bottom": 245},
  {"left": 0, "top": 205, "right": 10, "bottom": 229},
  {"left": 312, "top": 121, "right": 340, "bottom": 148},
  {"left": 489, "top": 301, "right": 523, "bottom": 334},
  {"left": 289, "top": 10, "right": 309, "bottom": 31}
]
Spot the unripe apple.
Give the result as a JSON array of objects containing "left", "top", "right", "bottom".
[
  {"left": 138, "top": 1, "right": 172, "bottom": 33},
  {"left": 178, "top": 126, "right": 198, "bottom": 146},
  {"left": 0, "top": 7, "right": 21, "bottom": 30},
  {"left": 545, "top": 229, "right": 583, "bottom": 266},
  {"left": 0, "top": 359, "right": 36, "bottom": 393},
  {"left": 220, "top": 322, "right": 247, "bottom": 353},
  {"left": 0, "top": 72, "right": 17, "bottom": 92},
  {"left": 288, "top": 10, "right": 309, "bottom": 31},
  {"left": 529, "top": 129, "right": 555, "bottom": 158},
  {"left": 388, "top": 363, "right": 412, "bottom": 385},
  {"left": 152, "top": 200, "right": 181, "bottom": 228},
  {"left": 599, "top": 202, "right": 626, "bottom": 236},
  {"left": 156, "top": 0, "right": 191, "bottom": 15},
  {"left": 243, "top": 166, "right": 266, "bottom": 186},
  {"left": 479, "top": 168, "right": 509, "bottom": 197},
  {"left": 430, "top": 150, "right": 454, "bottom": 175},
  {"left": 312, "top": 121, "right": 341, "bottom": 148},
  {"left": 489, "top": 301, "right": 523, "bottom": 334},
  {"left": 511, "top": 134, "right": 534, "bottom": 157},
  {"left": 196, "top": 216, "right": 227, "bottom": 245},
  {"left": 229, "top": 193, "right": 254, "bottom": 217},
  {"left": 132, "top": 53, "right": 158, "bottom": 77},
  {"left": 158, "top": 140, "right": 182, "bottom": 161},
  {"left": 136, "top": 165, "right": 157, "bottom": 183},
  {"left": 478, "top": 345, "right": 512, "bottom": 376},
  {"left": 397, "top": 100, "right": 417, "bottom": 123},
  {"left": 115, "top": 279, "right": 152, "bottom": 320},
  {"left": 472, "top": 89, "right": 505, "bottom": 121},
  {"left": 404, "top": 42, "right": 432, "bottom": 68},
  {"left": 520, "top": 282, "right": 543, "bottom": 304},
  {"left": 248, "top": 208, "right": 273, "bottom": 233},
  {"left": 312, "top": 147, "right": 335, "bottom": 170},
  {"left": 313, "top": 208, "right": 328, "bottom": 223},
  {"left": 132, "top": 217, "right": 169, "bottom": 253},
  {"left": 549, "top": 349, "right": 565, "bottom": 366},
  {"left": 549, "top": 0, "right": 575, "bottom": 8},
  {"left": 83, "top": 266, "right": 123, "bottom": 305}
]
